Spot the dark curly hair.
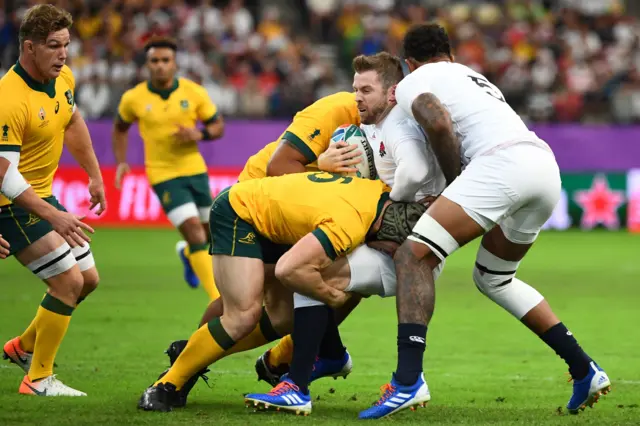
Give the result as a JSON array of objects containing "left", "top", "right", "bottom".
[
  {"left": 403, "top": 23, "right": 452, "bottom": 63},
  {"left": 144, "top": 36, "right": 178, "bottom": 53}
]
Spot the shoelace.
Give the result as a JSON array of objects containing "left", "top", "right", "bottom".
[
  {"left": 199, "top": 368, "right": 212, "bottom": 389},
  {"left": 268, "top": 381, "right": 299, "bottom": 396},
  {"left": 375, "top": 383, "right": 397, "bottom": 406}
]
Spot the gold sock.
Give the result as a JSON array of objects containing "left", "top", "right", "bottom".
[
  {"left": 28, "top": 294, "right": 74, "bottom": 381},
  {"left": 20, "top": 294, "right": 48, "bottom": 353},
  {"left": 19, "top": 319, "right": 37, "bottom": 353},
  {"left": 187, "top": 244, "right": 219, "bottom": 301},
  {"left": 156, "top": 318, "right": 234, "bottom": 389},
  {"left": 222, "top": 307, "right": 282, "bottom": 358},
  {"left": 268, "top": 334, "right": 294, "bottom": 367}
]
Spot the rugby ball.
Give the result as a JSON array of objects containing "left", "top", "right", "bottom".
[{"left": 330, "top": 124, "right": 377, "bottom": 180}]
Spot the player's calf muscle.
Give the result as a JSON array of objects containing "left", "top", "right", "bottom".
[{"left": 395, "top": 242, "right": 435, "bottom": 325}]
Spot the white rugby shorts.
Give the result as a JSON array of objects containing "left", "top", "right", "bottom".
[
  {"left": 443, "top": 142, "right": 562, "bottom": 244},
  {"left": 345, "top": 244, "right": 444, "bottom": 297}
]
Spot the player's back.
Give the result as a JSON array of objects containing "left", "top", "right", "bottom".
[
  {"left": 238, "top": 92, "right": 360, "bottom": 182},
  {"left": 230, "top": 172, "right": 388, "bottom": 253},
  {"left": 397, "top": 62, "right": 544, "bottom": 165}
]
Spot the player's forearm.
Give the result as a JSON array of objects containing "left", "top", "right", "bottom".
[
  {"left": 0, "top": 156, "right": 55, "bottom": 220},
  {"left": 11, "top": 187, "right": 59, "bottom": 221},
  {"left": 391, "top": 163, "right": 426, "bottom": 202},
  {"left": 112, "top": 125, "right": 130, "bottom": 165},
  {"left": 411, "top": 93, "right": 461, "bottom": 185},
  {"left": 65, "top": 112, "right": 103, "bottom": 182},
  {"left": 202, "top": 119, "right": 224, "bottom": 141},
  {"left": 280, "top": 264, "right": 347, "bottom": 308},
  {"left": 266, "top": 157, "right": 307, "bottom": 176}
]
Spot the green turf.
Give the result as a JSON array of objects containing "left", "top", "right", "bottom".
[{"left": 1, "top": 229, "right": 639, "bottom": 425}]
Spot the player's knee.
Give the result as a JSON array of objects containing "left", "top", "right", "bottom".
[
  {"left": 48, "top": 267, "right": 84, "bottom": 305},
  {"left": 472, "top": 245, "right": 519, "bottom": 295},
  {"left": 230, "top": 302, "right": 263, "bottom": 335},
  {"left": 396, "top": 239, "right": 442, "bottom": 269},
  {"left": 180, "top": 218, "right": 208, "bottom": 246},
  {"left": 81, "top": 267, "right": 100, "bottom": 295}
]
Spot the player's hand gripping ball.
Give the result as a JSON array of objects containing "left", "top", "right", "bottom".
[{"left": 330, "top": 124, "right": 377, "bottom": 179}]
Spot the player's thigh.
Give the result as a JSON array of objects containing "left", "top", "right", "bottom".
[
  {"left": 152, "top": 177, "right": 199, "bottom": 228},
  {"left": 188, "top": 173, "right": 214, "bottom": 224},
  {"left": 209, "top": 187, "right": 265, "bottom": 313},
  {"left": 15, "top": 230, "right": 83, "bottom": 296},
  {"left": 0, "top": 196, "right": 64, "bottom": 257},
  {"left": 343, "top": 245, "right": 391, "bottom": 297}
]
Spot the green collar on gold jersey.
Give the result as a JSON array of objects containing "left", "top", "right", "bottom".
[
  {"left": 13, "top": 61, "right": 56, "bottom": 98},
  {"left": 370, "top": 192, "right": 391, "bottom": 233},
  {"left": 147, "top": 78, "right": 179, "bottom": 100}
]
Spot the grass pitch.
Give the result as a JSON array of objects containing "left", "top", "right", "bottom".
[{"left": 0, "top": 229, "right": 639, "bottom": 425}]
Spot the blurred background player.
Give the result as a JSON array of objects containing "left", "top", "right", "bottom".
[
  {"left": 0, "top": 4, "right": 105, "bottom": 397},
  {"left": 112, "top": 36, "right": 224, "bottom": 301}
]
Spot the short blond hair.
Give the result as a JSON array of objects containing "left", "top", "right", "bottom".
[
  {"left": 19, "top": 4, "right": 72, "bottom": 49},
  {"left": 352, "top": 52, "right": 404, "bottom": 90}
]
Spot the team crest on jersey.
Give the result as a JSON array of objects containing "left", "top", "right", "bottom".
[
  {"left": 162, "top": 191, "right": 172, "bottom": 206},
  {"left": 38, "top": 107, "right": 46, "bottom": 121},
  {"left": 145, "top": 105, "right": 152, "bottom": 112},
  {"left": 64, "top": 89, "right": 74, "bottom": 106},
  {"left": 379, "top": 141, "right": 386, "bottom": 158},
  {"left": 25, "top": 214, "right": 41, "bottom": 227},
  {"left": 180, "top": 100, "right": 189, "bottom": 110},
  {"left": 1, "top": 124, "right": 8, "bottom": 141},
  {"left": 55, "top": 101, "right": 60, "bottom": 114}
]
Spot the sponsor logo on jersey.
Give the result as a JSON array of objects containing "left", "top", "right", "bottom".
[
  {"left": 1, "top": 124, "right": 8, "bottom": 141},
  {"left": 55, "top": 101, "right": 60, "bottom": 114},
  {"left": 307, "top": 128, "right": 321, "bottom": 142},
  {"left": 379, "top": 141, "right": 386, "bottom": 158},
  {"left": 39, "top": 107, "right": 46, "bottom": 121}
]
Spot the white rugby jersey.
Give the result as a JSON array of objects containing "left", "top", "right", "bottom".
[
  {"left": 395, "top": 61, "right": 546, "bottom": 166},
  {"left": 361, "top": 105, "right": 446, "bottom": 202}
]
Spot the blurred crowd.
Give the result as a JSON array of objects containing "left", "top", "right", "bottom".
[{"left": 2, "top": 0, "right": 640, "bottom": 123}]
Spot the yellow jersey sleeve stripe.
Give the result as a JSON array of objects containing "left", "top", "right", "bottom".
[
  {"left": 283, "top": 131, "right": 317, "bottom": 163},
  {"left": 312, "top": 228, "right": 337, "bottom": 260},
  {"left": 203, "top": 112, "right": 219, "bottom": 125},
  {"left": 0, "top": 144, "right": 21, "bottom": 152}
]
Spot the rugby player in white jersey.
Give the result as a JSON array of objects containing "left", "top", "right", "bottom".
[
  {"left": 244, "top": 52, "right": 447, "bottom": 415},
  {"left": 360, "top": 24, "right": 611, "bottom": 420}
]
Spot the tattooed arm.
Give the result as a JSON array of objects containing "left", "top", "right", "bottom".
[{"left": 411, "top": 93, "right": 461, "bottom": 185}]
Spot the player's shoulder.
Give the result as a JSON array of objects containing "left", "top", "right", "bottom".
[
  {"left": 382, "top": 106, "right": 425, "bottom": 142},
  {"left": 312, "top": 91, "right": 356, "bottom": 110},
  {"left": 58, "top": 65, "right": 76, "bottom": 89},
  {"left": 178, "top": 77, "right": 208, "bottom": 97},
  {"left": 0, "top": 68, "right": 30, "bottom": 112},
  {"left": 120, "top": 81, "right": 148, "bottom": 100}
]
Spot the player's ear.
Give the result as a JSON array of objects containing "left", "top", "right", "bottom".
[{"left": 389, "top": 84, "right": 397, "bottom": 104}]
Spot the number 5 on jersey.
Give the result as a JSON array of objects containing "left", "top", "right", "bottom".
[{"left": 468, "top": 75, "right": 506, "bottom": 103}]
